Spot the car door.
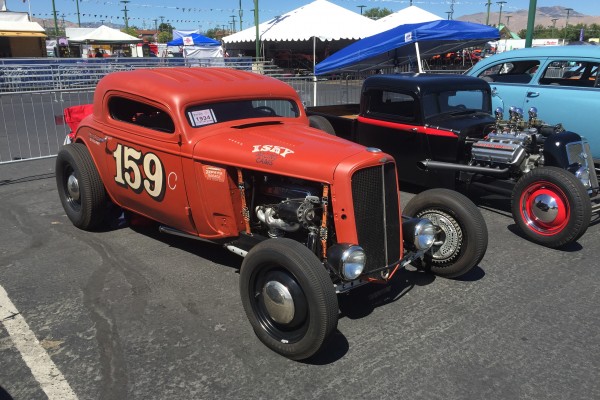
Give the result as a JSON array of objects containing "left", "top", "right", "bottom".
[
  {"left": 525, "top": 57, "right": 600, "bottom": 157},
  {"left": 355, "top": 89, "right": 433, "bottom": 187},
  {"left": 101, "top": 94, "right": 197, "bottom": 234},
  {"left": 472, "top": 56, "right": 548, "bottom": 116}
]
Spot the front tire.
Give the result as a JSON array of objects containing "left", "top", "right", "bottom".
[
  {"left": 511, "top": 166, "right": 590, "bottom": 248},
  {"left": 239, "top": 239, "right": 338, "bottom": 360},
  {"left": 55, "top": 143, "right": 107, "bottom": 230},
  {"left": 403, "top": 189, "right": 488, "bottom": 278}
]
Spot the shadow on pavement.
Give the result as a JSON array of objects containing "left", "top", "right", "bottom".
[{"left": 0, "top": 386, "right": 14, "bottom": 400}]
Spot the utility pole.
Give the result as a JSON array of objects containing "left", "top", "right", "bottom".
[
  {"left": 121, "top": 0, "right": 130, "bottom": 30},
  {"left": 254, "top": 0, "right": 259, "bottom": 59},
  {"left": 506, "top": 14, "right": 511, "bottom": 26},
  {"left": 239, "top": 0, "right": 243, "bottom": 31},
  {"left": 446, "top": 11, "right": 452, "bottom": 20},
  {"left": 449, "top": 0, "right": 455, "bottom": 20},
  {"left": 357, "top": 5, "right": 366, "bottom": 15},
  {"left": 75, "top": 0, "right": 81, "bottom": 27},
  {"left": 551, "top": 18, "right": 558, "bottom": 38},
  {"left": 525, "top": 0, "right": 537, "bottom": 48},
  {"left": 497, "top": 1, "right": 506, "bottom": 27},
  {"left": 230, "top": 15, "right": 236, "bottom": 33},
  {"left": 485, "top": 0, "right": 492, "bottom": 25},
  {"left": 154, "top": 18, "right": 158, "bottom": 34},
  {"left": 51, "top": 0, "right": 59, "bottom": 38},
  {"left": 100, "top": 19, "right": 105, "bottom": 26},
  {"left": 564, "top": 7, "right": 573, "bottom": 42}
]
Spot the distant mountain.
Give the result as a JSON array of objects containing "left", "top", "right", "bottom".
[{"left": 457, "top": 5, "right": 600, "bottom": 34}]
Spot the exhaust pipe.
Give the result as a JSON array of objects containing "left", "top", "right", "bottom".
[{"left": 418, "top": 159, "right": 510, "bottom": 178}]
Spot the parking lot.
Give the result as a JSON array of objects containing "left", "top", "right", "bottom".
[{"left": 0, "top": 157, "right": 599, "bottom": 399}]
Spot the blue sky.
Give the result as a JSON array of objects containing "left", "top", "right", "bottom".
[{"left": 5, "top": 0, "right": 599, "bottom": 31}]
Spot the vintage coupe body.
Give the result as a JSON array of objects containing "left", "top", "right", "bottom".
[
  {"left": 56, "top": 68, "right": 488, "bottom": 360},
  {"left": 307, "top": 73, "right": 599, "bottom": 248}
]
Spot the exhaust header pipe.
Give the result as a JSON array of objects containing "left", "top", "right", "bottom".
[{"left": 418, "top": 159, "right": 510, "bottom": 178}]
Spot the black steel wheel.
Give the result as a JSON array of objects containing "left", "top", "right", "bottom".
[
  {"left": 309, "top": 115, "right": 336, "bottom": 135},
  {"left": 511, "top": 166, "right": 590, "bottom": 248},
  {"left": 403, "top": 188, "right": 488, "bottom": 278},
  {"left": 239, "top": 238, "right": 338, "bottom": 360},
  {"left": 55, "top": 143, "right": 107, "bottom": 230}
]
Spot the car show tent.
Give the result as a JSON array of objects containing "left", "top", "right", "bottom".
[
  {"left": 368, "top": 5, "right": 442, "bottom": 35},
  {"left": 67, "top": 25, "right": 141, "bottom": 44},
  {"left": 167, "top": 32, "right": 224, "bottom": 60},
  {"left": 222, "top": 0, "right": 376, "bottom": 61},
  {"left": 315, "top": 19, "right": 500, "bottom": 75}
]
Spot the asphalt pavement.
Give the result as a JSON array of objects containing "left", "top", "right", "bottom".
[{"left": 1, "top": 157, "right": 599, "bottom": 400}]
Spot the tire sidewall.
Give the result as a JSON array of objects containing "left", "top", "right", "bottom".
[
  {"left": 403, "top": 189, "right": 488, "bottom": 278},
  {"left": 56, "top": 145, "right": 87, "bottom": 227},
  {"left": 512, "top": 166, "right": 591, "bottom": 247},
  {"left": 239, "top": 239, "right": 338, "bottom": 360}
]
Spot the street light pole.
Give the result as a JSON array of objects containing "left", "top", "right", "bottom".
[
  {"left": 254, "top": 0, "right": 259, "bottom": 59},
  {"left": 485, "top": 0, "right": 492, "bottom": 25},
  {"left": 551, "top": 18, "right": 558, "bottom": 38},
  {"left": 51, "top": 0, "right": 59, "bottom": 38},
  {"left": 121, "top": 0, "right": 130, "bottom": 30},
  {"left": 357, "top": 5, "right": 365, "bottom": 15}
]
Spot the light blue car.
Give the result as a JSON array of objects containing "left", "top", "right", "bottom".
[{"left": 466, "top": 46, "right": 600, "bottom": 161}]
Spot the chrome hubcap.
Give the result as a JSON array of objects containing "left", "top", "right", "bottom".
[
  {"left": 262, "top": 281, "right": 295, "bottom": 324},
  {"left": 419, "top": 210, "right": 462, "bottom": 262},
  {"left": 531, "top": 194, "right": 558, "bottom": 223},
  {"left": 67, "top": 174, "right": 80, "bottom": 201}
]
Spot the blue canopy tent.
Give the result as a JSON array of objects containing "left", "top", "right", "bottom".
[
  {"left": 315, "top": 20, "right": 499, "bottom": 75},
  {"left": 167, "top": 33, "right": 220, "bottom": 46}
]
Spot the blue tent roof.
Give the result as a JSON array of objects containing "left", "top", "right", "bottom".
[
  {"left": 315, "top": 20, "right": 499, "bottom": 75},
  {"left": 167, "top": 33, "right": 220, "bottom": 47}
]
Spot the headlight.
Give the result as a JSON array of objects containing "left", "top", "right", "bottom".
[
  {"left": 575, "top": 166, "right": 591, "bottom": 188},
  {"left": 326, "top": 244, "right": 366, "bottom": 281},
  {"left": 402, "top": 217, "right": 436, "bottom": 251}
]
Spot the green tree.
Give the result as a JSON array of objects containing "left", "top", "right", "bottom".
[
  {"left": 363, "top": 7, "right": 393, "bottom": 20},
  {"left": 157, "top": 31, "right": 172, "bottom": 43},
  {"left": 121, "top": 26, "right": 139, "bottom": 38}
]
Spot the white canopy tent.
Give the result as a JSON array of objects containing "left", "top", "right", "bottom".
[
  {"left": 367, "top": 6, "right": 442, "bottom": 35},
  {"left": 223, "top": 0, "right": 376, "bottom": 104},
  {"left": 67, "top": 25, "right": 141, "bottom": 44}
]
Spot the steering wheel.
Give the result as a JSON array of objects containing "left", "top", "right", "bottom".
[{"left": 255, "top": 106, "right": 277, "bottom": 116}]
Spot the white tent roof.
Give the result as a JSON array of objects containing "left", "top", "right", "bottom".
[
  {"left": 0, "top": 11, "right": 45, "bottom": 33},
  {"left": 223, "top": 0, "right": 376, "bottom": 43},
  {"left": 67, "top": 25, "right": 141, "bottom": 43},
  {"left": 368, "top": 6, "right": 442, "bottom": 35}
]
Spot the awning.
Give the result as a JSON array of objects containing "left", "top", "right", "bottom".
[{"left": 0, "top": 31, "right": 46, "bottom": 38}]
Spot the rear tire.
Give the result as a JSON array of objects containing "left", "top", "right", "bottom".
[
  {"left": 403, "top": 189, "right": 488, "bottom": 278},
  {"left": 511, "top": 166, "right": 590, "bottom": 248},
  {"left": 239, "top": 238, "right": 338, "bottom": 360},
  {"left": 309, "top": 115, "right": 336, "bottom": 136},
  {"left": 55, "top": 143, "right": 107, "bottom": 230}
]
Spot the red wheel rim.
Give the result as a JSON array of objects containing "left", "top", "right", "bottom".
[{"left": 519, "top": 180, "right": 569, "bottom": 236}]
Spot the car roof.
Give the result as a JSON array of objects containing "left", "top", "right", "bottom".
[
  {"left": 478, "top": 45, "right": 600, "bottom": 63},
  {"left": 93, "top": 67, "right": 300, "bottom": 113},
  {"left": 363, "top": 73, "right": 489, "bottom": 94}
]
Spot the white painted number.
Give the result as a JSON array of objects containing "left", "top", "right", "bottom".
[{"left": 113, "top": 143, "right": 165, "bottom": 201}]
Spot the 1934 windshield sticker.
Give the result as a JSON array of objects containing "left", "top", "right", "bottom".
[{"left": 189, "top": 109, "right": 217, "bottom": 127}]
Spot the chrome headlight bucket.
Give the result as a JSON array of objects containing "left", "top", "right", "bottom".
[
  {"left": 326, "top": 244, "right": 366, "bottom": 281},
  {"left": 402, "top": 217, "right": 436, "bottom": 251},
  {"left": 575, "top": 166, "right": 591, "bottom": 189}
]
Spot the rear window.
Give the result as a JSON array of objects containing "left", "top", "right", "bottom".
[
  {"left": 185, "top": 99, "right": 300, "bottom": 128},
  {"left": 539, "top": 60, "right": 599, "bottom": 88},
  {"left": 364, "top": 90, "right": 417, "bottom": 122},
  {"left": 109, "top": 97, "right": 175, "bottom": 133}
]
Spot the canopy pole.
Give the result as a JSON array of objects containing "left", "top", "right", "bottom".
[
  {"left": 313, "top": 36, "right": 317, "bottom": 107},
  {"left": 415, "top": 42, "right": 423, "bottom": 73}
]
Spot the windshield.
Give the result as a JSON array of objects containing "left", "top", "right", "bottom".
[
  {"left": 422, "top": 89, "right": 491, "bottom": 120},
  {"left": 186, "top": 99, "right": 300, "bottom": 128}
]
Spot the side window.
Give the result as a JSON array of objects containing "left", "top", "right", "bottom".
[
  {"left": 540, "top": 60, "right": 599, "bottom": 88},
  {"left": 477, "top": 60, "right": 540, "bottom": 84},
  {"left": 366, "top": 90, "right": 416, "bottom": 122},
  {"left": 109, "top": 97, "right": 175, "bottom": 133}
]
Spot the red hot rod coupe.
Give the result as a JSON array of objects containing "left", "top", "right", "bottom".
[{"left": 56, "top": 68, "right": 487, "bottom": 360}]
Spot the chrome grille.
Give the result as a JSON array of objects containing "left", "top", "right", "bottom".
[
  {"left": 566, "top": 140, "right": 599, "bottom": 189},
  {"left": 351, "top": 163, "right": 401, "bottom": 274}
]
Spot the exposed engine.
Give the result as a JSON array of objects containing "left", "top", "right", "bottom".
[
  {"left": 247, "top": 173, "right": 327, "bottom": 251},
  {"left": 470, "top": 107, "right": 563, "bottom": 175}
]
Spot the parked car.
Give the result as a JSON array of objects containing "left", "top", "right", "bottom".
[
  {"left": 56, "top": 68, "right": 488, "bottom": 360},
  {"left": 306, "top": 73, "right": 600, "bottom": 248},
  {"left": 465, "top": 46, "right": 600, "bottom": 160}
]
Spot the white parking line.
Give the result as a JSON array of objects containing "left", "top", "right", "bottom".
[{"left": 0, "top": 284, "right": 78, "bottom": 400}]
